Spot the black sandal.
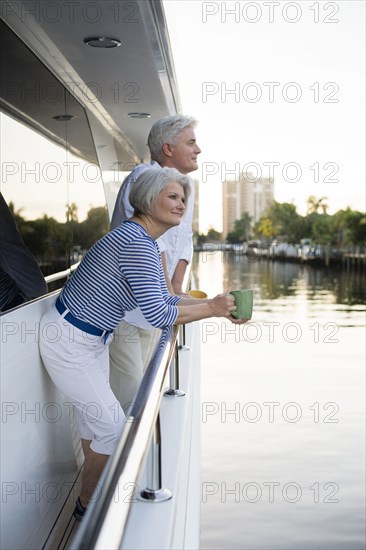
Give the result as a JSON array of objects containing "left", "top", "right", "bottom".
[{"left": 73, "top": 497, "right": 87, "bottom": 521}]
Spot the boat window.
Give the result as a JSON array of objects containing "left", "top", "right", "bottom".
[{"left": 0, "top": 21, "right": 108, "bottom": 310}]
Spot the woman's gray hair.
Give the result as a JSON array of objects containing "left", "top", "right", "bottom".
[
  {"left": 147, "top": 115, "right": 198, "bottom": 163},
  {"left": 129, "top": 167, "right": 191, "bottom": 216}
]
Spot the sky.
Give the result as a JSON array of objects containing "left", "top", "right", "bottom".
[
  {"left": 163, "top": 0, "right": 365, "bottom": 232},
  {"left": 1, "top": 112, "right": 106, "bottom": 222}
]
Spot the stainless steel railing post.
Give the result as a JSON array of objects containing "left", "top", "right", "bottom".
[
  {"left": 164, "top": 342, "right": 185, "bottom": 397},
  {"left": 139, "top": 414, "right": 172, "bottom": 502},
  {"left": 178, "top": 323, "right": 190, "bottom": 351}
]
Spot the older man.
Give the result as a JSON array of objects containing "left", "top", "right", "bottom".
[{"left": 109, "top": 115, "right": 201, "bottom": 410}]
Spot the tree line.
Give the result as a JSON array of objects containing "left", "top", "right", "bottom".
[
  {"left": 9, "top": 202, "right": 109, "bottom": 274},
  {"left": 196, "top": 197, "right": 366, "bottom": 246}
]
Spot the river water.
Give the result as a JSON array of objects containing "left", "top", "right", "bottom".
[{"left": 192, "top": 251, "right": 366, "bottom": 550}]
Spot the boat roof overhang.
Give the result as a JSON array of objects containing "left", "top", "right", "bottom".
[{"left": 1, "top": 0, "right": 181, "bottom": 165}]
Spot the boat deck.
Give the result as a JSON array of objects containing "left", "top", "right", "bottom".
[{"left": 42, "top": 474, "right": 81, "bottom": 550}]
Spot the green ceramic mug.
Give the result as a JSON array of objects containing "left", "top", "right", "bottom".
[{"left": 229, "top": 289, "right": 253, "bottom": 319}]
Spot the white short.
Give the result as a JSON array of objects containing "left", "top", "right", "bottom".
[{"left": 39, "top": 303, "right": 125, "bottom": 455}]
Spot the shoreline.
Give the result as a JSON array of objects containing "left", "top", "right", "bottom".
[{"left": 194, "top": 242, "right": 366, "bottom": 271}]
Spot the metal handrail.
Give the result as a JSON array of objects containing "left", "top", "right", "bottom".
[
  {"left": 70, "top": 324, "right": 179, "bottom": 550},
  {"left": 44, "top": 261, "right": 80, "bottom": 284}
]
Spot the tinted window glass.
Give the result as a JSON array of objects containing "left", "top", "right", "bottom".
[{"left": 0, "top": 22, "right": 108, "bottom": 311}]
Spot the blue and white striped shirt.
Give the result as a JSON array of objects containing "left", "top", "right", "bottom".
[{"left": 60, "top": 221, "right": 181, "bottom": 330}]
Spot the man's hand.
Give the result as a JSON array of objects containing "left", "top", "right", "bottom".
[{"left": 171, "top": 259, "right": 189, "bottom": 295}]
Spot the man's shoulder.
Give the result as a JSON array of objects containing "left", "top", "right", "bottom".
[
  {"left": 128, "top": 162, "right": 151, "bottom": 179},
  {"left": 125, "top": 160, "right": 160, "bottom": 184}
]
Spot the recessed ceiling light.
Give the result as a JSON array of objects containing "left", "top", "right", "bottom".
[
  {"left": 84, "top": 37, "right": 121, "bottom": 48},
  {"left": 128, "top": 112, "right": 151, "bottom": 118},
  {"left": 52, "top": 114, "right": 74, "bottom": 121}
]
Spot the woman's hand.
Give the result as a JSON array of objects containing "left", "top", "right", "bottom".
[
  {"left": 176, "top": 292, "right": 251, "bottom": 325},
  {"left": 207, "top": 293, "right": 237, "bottom": 317}
]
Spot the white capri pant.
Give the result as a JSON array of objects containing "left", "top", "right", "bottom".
[{"left": 39, "top": 303, "right": 125, "bottom": 455}]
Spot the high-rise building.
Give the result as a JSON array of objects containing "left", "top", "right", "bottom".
[{"left": 222, "top": 174, "right": 274, "bottom": 239}]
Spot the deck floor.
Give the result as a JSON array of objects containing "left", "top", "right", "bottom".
[{"left": 42, "top": 475, "right": 82, "bottom": 550}]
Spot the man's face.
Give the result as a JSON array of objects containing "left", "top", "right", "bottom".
[{"left": 164, "top": 127, "right": 201, "bottom": 174}]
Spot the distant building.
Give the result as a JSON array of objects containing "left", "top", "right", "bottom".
[{"left": 222, "top": 174, "right": 274, "bottom": 239}]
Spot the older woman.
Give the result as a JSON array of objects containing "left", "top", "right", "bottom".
[{"left": 39, "top": 167, "right": 241, "bottom": 519}]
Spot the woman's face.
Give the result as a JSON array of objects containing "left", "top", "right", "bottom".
[{"left": 150, "top": 180, "right": 186, "bottom": 229}]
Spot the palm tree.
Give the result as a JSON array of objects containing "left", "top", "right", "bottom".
[
  {"left": 66, "top": 202, "right": 79, "bottom": 223},
  {"left": 306, "top": 196, "right": 329, "bottom": 215}
]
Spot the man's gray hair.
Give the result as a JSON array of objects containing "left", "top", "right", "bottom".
[
  {"left": 147, "top": 115, "right": 198, "bottom": 163},
  {"left": 129, "top": 167, "right": 191, "bottom": 216}
]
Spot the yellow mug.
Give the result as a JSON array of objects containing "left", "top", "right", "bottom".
[{"left": 188, "top": 289, "right": 208, "bottom": 299}]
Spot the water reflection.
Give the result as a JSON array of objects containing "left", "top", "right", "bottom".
[
  {"left": 196, "top": 251, "right": 365, "bottom": 550},
  {"left": 193, "top": 252, "right": 366, "bottom": 306}
]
